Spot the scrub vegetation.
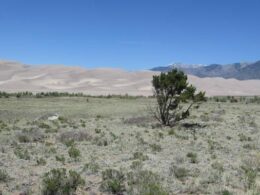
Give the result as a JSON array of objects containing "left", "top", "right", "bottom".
[{"left": 0, "top": 95, "right": 259, "bottom": 194}]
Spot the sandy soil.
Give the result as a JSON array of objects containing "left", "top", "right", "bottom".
[{"left": 0, "top": 60, "right": 260, "bottom": 96}]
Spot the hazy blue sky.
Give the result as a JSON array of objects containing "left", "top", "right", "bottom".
[{"left": 0, "top": 0, "right": 259, "bottom": 70}]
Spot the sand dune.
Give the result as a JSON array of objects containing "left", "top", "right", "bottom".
[{"left": 0, "top": 60, "right": 259, "bottom": 96}]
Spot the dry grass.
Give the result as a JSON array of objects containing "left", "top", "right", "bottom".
[{"left": 0, "top": 96, "right": 259, "bottom": 194}]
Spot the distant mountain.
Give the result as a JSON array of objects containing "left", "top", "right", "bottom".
[{"left": 151, "top": 61, "right": 260, "bottom": 80}]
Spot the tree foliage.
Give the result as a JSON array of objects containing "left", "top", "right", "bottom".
[{"left": 152, "top": 69, "right": 205, "bottom": 126}]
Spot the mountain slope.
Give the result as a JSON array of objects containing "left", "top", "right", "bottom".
[{"left": 151, "top": 61, "right": 260, "bottom": 80}]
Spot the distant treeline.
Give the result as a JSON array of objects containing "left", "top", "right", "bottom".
[
  {"left": 0, "top": 91, "right": 259, "bottom": 103},
  {"left": 0, "top": 91, "right": 85, "bottom": 98},
  {"left": 0, "top": 91, "right": 151, "bottom": 99},
  {"left": 207, "top": 96, "right": 260, "bottom": 104}
]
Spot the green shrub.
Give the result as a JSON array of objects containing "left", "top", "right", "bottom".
[
  {"left": 59, "top": 130, "right": 92, "bottom": 143},
  {"left": 175, "top": 133, "right": 189, "bottom": 140},
  {"left": 133, "top": 152, "right": 149, "bottom": 161},
  {"left": 130, "top": 160, "right": 143, "bottom": 170},
  {"left": 222, "top": 190, "right": 233, "bottom": 195},
  {"left": 47, "top": 147, "right": 57, "bottom": 154},
  {"left": 101, "top": 168, "right": 168, "bottom": 195},
  {"left": 80, "top": 119, "right": 86, "bottom": 127},
  {"left": 0, "top": 120, "right": 9, "bottom": 131},
  {"left": 136, "top": 133, "right": 147, "bottom": 145},
  {"left": 95, "top": 128, "right": 101, "bottom": 134},
  {"left": 238, "top": 133, "right": 252, "bottom": 142},
  {"left": 94, "top": 136, "right": 108, "bottom": 146},
  {"left": 171, "top": 166, "right": 189, "bottom": 180},
  {"left": 207, "top": 139, "right": 220, "bottom": 151},
  {"left": 127, "top": 170, "right": 168, "bottom": 195},
  {"left": 230, "top": 97, "right": 238, "bottom": 103},
  {"left": 83, "top": 161, "right": 100, "bottom": 174},
  {"left": 96, "top": 114, "right": 102, "bottom": 118},
  {"left": 200, "top": 114, "right": 210, "bottom": 122},
  {"left": 249, "top": 119, "right": 258, "bottom": 128},
  {"left": 55, "top": 155, "right": 65, "bottom": 164},
  {"left": 58, "top": 116, "right": 68, "bottom": 123},
  {"left": 150, "top": 143, "right": 162, "bottom": 152},
  {"left": 45, "top": 128, "right": 58, "bottom": 133},
  {"left": 17, "top": 134, "right": 30, "bottom": 143},
  {"left": 109, "top": 132, "right": 118, "bottom": 140},
  {"left": 241, "top": 166, "right": 257, "bottom": 190},
  {"left": 64, "top": 140, "right": 75, "bottom": 147},
  {"left": 158, "top": 132, "right": 164, "bottom": 139},
  {"left": 211, "top": 161, "right": 224, "bottom": 173},
  {"left": 42, "top": 168, "right": 85, "bottom": 195},
  {"left": 68, "top": 146, "right": 81, "bottom": 160},
  {"left": 243, "top": 143, "right": 256, "bottom": 150},
  {"left": 214, "top": 97, "right": 227, "bottom": 102},
  {"left": 14, "top": 147, "right": 30, "bottom": 160},
  {"left": 17, "top": 129, "right": 45, "bottom": 143},
  {"left": 38, "top": 123, "right": 51, "bottom": 129},
  {"left": 186, "top": 152, "right": 198, "bottom": 163},
  {"left": 0, "top": 169, "right": 10, "bottom": 182},
  {"left": 226, "top": 136, "right": 232, "bottom": 140},
  {"left": 168, "top": 129, "right": 175, "bottom": 135},
  {"left": 37, "top": 157, "right": 47, "bottom": 166},
  {"left": 100, "top": 169, "right": 125, "bottom": 194}
]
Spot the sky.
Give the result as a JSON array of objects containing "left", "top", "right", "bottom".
[{"left": 0, "top": 0, "right": 259, "bottom": 70}]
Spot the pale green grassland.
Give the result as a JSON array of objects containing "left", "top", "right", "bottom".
[{"left": 0, "top": 97, "right": 259, "bottom": 194}]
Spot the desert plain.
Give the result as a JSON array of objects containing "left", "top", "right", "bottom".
[{"left": 0, "top": 95, "right": 259, "bottom": 194}]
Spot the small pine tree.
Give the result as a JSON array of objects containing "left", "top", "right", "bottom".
[{"left": 152, "top": 69, "right": 205, "bottom": 126}]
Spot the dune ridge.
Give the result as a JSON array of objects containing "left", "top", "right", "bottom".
[{"left": 0, "top": 60, "right": 260, "bottom": 96}]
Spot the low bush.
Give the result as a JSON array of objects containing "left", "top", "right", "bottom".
[
  {"left": 0, "top": 169, "right": 10, "bottom": 182},
  {"left": 123, "top": 116, "right": 151, "bottom": 127},
  {"left": 150, "top": 143, "right": 162, "bottom": 152},
  {"left": 42, "top": 168, "right": 85, "bottom": 195},
  {"left": 100, "top": 169, "right": 125, "bottom": 194},
  {"left": 100, "top": 168, "right": 168, "bottom": 195},
  {"left": 211, "top": 161, "right": 224, "bottom": 173},
  {"left": 64, "top": 140, "right": 75, "bottom": 147},
  {"left": 38, "top": 122, "right": 51, "bottom": 129},
  {"left": 168, "top": 129, "right": 175, "bottom": 135},
  {"left": 55, "top": 155, "right": 65, "bottom": 164},
  {"left": 83, "top": 161, "right": 100, "bottom": 174},
  {"left": 238, "top": 133, "right": 252, "bottom": 142},
  {"left": 127, "top": 170, "right": 168, "bottom": 195},
  {"left": 93, "top": 136, "right": 109, "bottom": 146},
  {"left": 59, "top": 130, "right": 91, "bottom": 143},
  {"left": 241, "top": 165, "right": 257, "bottom": 190},
  {"left": 37, "top": 157, "right": 47, "bottom": 166},
  {"left": 58, "top": 116, "right": 69, "bottom": 123},
  {"left": 170, "top": 165, "right": 189, "bottom": 180},
  {"left": 222, "top": 190, "right": 233, "bottom": 195},
  {"left": 68, "top": 146, "right": 81, "bottom": 160},
  {"left": 95, "top": 128, "right": 102, "bottom": 134},
  {"left": 17, "top": 129, "right": 45, "bottom": 143},
  {"left": 186, "top": 152, "right": 198, "bottom": 163},
  {"left": 130, "top": 160, "right": 143, "bottom": 170},
  {"left": 133, "top": 152, "right": 149, "bottom": 161},
  {"left": 14, "top": 147, "right": 30, "bottom": 160}
]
